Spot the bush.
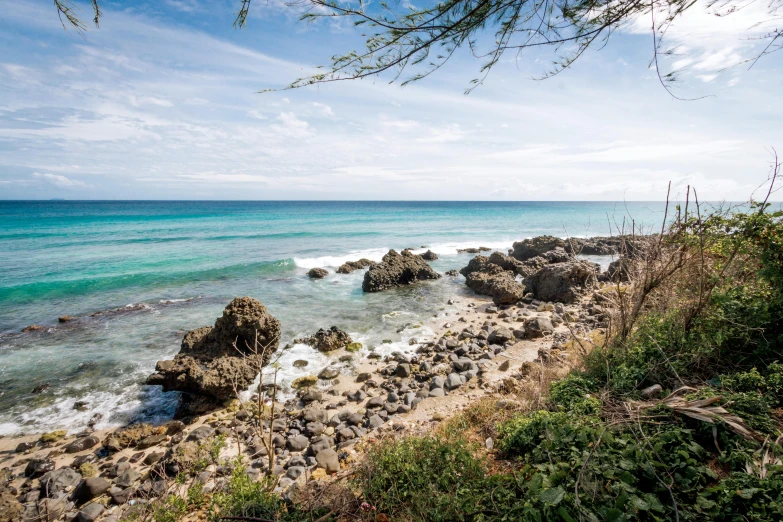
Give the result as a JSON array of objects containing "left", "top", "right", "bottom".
[{"left": 549, "top": 374, "right": 601, "bottom": 415}]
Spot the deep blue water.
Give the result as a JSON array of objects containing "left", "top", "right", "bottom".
[{"left": 0, "top": 200, "right": 667, "bottom": 434}]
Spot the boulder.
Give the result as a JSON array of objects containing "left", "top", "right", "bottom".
[
  {"left": 512, "top": 236, "right": 566, "bottom": 261},
  {"left": 567, "top": 236, "right": 634, "bottom": 256},
  {"left": 488, "top": 327, "right": 515, "bottom": 344},
  {"left": 64, "top": 436, "right": 99, "bottom": 454},
  {"left": 362, "top": 250, "right": 441, "bottom": 292},
  {"left": 525, "top": 317, "right": 554, "bottom": 338},
  {"left": 465, "top": 265, "right": 525, "bottom": 305},
  {"left": 40, "top": 468, "right": 82, "bottom": 498},
  {"left": 146, "top": 297, "right": 281, "bottom": 409},
  {"left": 307, "top": 268, "right": 328, "bottom": 279},
  {"left": 336, "top": 258, "right": 376, "bottom": 274},
  {"left": 73, "top": 477, "right": 111, "bottom": 504},
  {"left": 0, "top": 487, "right": 22, "bottom": 522},
  {"left": 420, "top": 250, "right": 439, "bottom": 261},
  {"left": 297, "top": 327, "right": 352, "bottom": 352},
  {"left": 315, "top": 449, "right": 340, "bottom": 474},
  {"left": 525, "top": 260, "right": 599, "bottom": 303},
  {"left": 607, "top": 257, "right": 631, "bottom": 281}
]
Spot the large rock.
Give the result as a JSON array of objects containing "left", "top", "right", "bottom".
[
  {"left": 307, "top": 268, "right": 328, "bottom": 279},
  {"left": 146, "top": 297, "right": 281, "bottom": 407},
  {"left": 40, "top": 468, "right": 82, "bottom": 498},
  {"left": 362, "top": 249, "right": 441, "bottom": 292},
  {"left": 297, "top": 326, "right": 352, "bottom": 352},
  {"left": 420, "top": 250, "right": 439, "bottom": 261},
  {"left": 526, "top": 260, "right": 599, "bottom": 303},
  {"left": 336, "top": 258, "right": 376, "bottom": 274},
  {"left": 512, "top": 236, "right": 567, "bottom": 261},
  {"left": 465, "top": 265, "right": 525, "bottom": 305},
  {"left": 568, "top": 236, "right": 634, "bottom": 256}
]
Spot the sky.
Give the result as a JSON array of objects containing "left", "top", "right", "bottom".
[{"left": 0, "top": 0, "right": 781, "bottom": 200}]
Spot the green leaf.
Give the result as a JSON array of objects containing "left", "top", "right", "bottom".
[
  {"left": 630, "top": 496, "right": 650, "bottom": 511},
  {"left": 540, "top": 486, "right": 566, "bottom": 506},
  {"left": 557, "top": 506, "right": 576, "bottom": 522}
]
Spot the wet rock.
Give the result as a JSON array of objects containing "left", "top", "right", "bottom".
[
  {"left": 297, "top": 326, "right": 352, "bottom": 352},
  {"left": 31, "top": 383, "right": 51, "bottom": 394},
  {"left": 307, "top": 268, "right": 328, "bottom": 279},
  {"left": 420, "top": 250, "right": 439, "bottom": 261},
  {"left": 336, "top": 258, "right": 376, "bottom": 274},
  {"left": 146, "top": 297, "right": 281, "bottom": 409},
  {"left": 73, "top": 401, "right": 89, "bottom": 411},
  {"left": 526, "top": 260, "right": 599, "bottom": 303},
  {"left": 58, "top": 315, "right": 75, "bottom": 323},
  {"left": 362, "top": 249, "right": 441, "bottom": 292},
  {"left": 293, "top": 359, "right": 309, "bottom": 368},
  {"left": 22, "top": 324, "right": 45, "bottom": 333},
  {"left": 318, "top": 367, "right": 340, "bottom": 380}
]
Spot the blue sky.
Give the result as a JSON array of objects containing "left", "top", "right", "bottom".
[{"left": 0, "top": 0, "right": 781, "bottom": 200}]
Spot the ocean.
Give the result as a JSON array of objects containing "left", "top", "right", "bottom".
[{"left": 0, "top": 200, "right": 667, "bottom": 435}]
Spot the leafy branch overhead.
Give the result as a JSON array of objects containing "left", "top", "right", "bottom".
[{"left": 53, "top": 0, "right": 783, "bottom": 91}]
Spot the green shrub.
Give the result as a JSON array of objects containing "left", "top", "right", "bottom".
[
  {"left": 549, "top": 375, "right": 601, "bottom": 415},
  {"left": 209, "top": 465, "right": 286, "bottom": 522},
  {"left": 358, "top": 436, "right": 488, "bottom": 521}
]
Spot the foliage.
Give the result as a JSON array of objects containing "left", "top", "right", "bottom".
[
  {"left": 209, "top": 465, "right": 287, "bottom": 521},
  {"left": 549, "top": 374, "right": 601, "bottom": 415}
]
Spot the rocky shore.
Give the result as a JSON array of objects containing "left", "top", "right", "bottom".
[{"left": 0, "top": 236, "right": 624, "bottom": 522}]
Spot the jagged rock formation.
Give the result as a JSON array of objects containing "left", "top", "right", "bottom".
[
  {"left": 146, "top": 297, "right": 281, "bottom": 410},
  {"left": 525, "top": 260, "right": 600, "bottom": 303},
  {"left": 362, "top": 250, "right": 441, "bottom": 292},
  {"left": 296, "top": 326, "right": 353, "bottom": 352},
  {"left": 336, "top": 258, "right": 376, "bottom": 274},
  {"left": 307, "top": 268, "right": 328, "bottom": 279}
]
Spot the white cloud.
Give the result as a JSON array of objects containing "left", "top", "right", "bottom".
[
  {"left": 312, "top": 102, "right": 334, "bottom": 116},
  {"left": 274, "top": 112, "right": 311, "bottom": 137},
  {"left": 247, "top": 110, "right": 267, "bottom": 120},
  {"left": 32, "top": 172, "right": 86, "bottom": 188}
]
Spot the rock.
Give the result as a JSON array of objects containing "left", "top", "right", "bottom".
[
  {"left": 445, "top": 269, "right": 458, "bottom": 276},
  {"left": 307, "top": 268, "right": 328, "bottom": 279},
  {"left": 395, "top": 363, "right": 411, "bottom": 378},
  {"left": 65, "top": 436, "right": 99, "bottom": 454},
  {"left": 445, "top": 373, "right": 463, "bottom": 390},
  {"left": 488, "top": 327, "right": 515, "bottom": 344},
  {"left": 73, "top": 401, "right": 89, "bottom": 411},
  {"left": 498, "top": 360, "right": 511, "bottom": 371},
  {"left": 362, "top": 249, "right": 441, "bottom": 292},
  {"left": 15, "top": 441, "right": 35, "bottom": 453},
  {"left": 607, "top": 257, "right": 631, "bottom": 281},
  {"left": 336, "top": 258, "right": 376, "bottom": 274},
  {"left": 25, "top": 459, "right": 54, "bottom": 478},
  {"left": 286, "top": 435, "right": 310, "bottom": 452},
  {"left": 292, "top": 375, "right": 318, "bottom": 389},
  {"left": 58, "top": 315, "right": 75, "bottom": 323},
  {"left": 511, "top": 236, "right": 567, "bottom": 261},
  {"left": 297, "top": 326, "right": 352, "bottom": 352},
  {"left": 568, "top": 236, "right": 632, "bottom": 256},
  {"left": 110, "top": 486, "right": 134, "bottom": 505},
  {"left": 115, "top": 470, "right": 141, "bottom": 489},
  {"left": 293, "top": 359, "right": 309, "bottom": 368},
  {"left": 318, "top": 367, "right": 340, "bottom": 380},
  {"left": 186, "top": 425, "right": 216, "bottom": 442},
  {"left": 40, "top": 468, "right": 82, "bottom": 498},
  {"left": 22, "top": 324, "right": 45, "bottom": 332},
  {"left": 641, "top": 384, "right": 663, "bottom": 398},
  {"left": 465, "top": 265, "right": 525, "bottom": 305},
  {"left": 40, "top": 430, "right": 66, "bottom": 443},
  {"left": 526, "top": 260, "right": 599, "bottom": 303},
  {"left": 74, "top": 502, "right": 104, "bottom": 522},
  {"left": 143, "top": 452, "right": 164, "bottom": 466},
  {"left": 525, "top": 317, "right": 554, "bottom": 338},
  {"left": 73, "top": 477, "right": 111, "bottom": 504},
  {"left": 146, "top": 297, "right": 281, "bottom": 409},
  {"left": 420, "top": 250, "right": 439, "bottom": 261},
  {"left": 315, "top": 449, "right": 340, "bottom": 474}
]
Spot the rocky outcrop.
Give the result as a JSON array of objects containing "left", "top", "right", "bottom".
[
  {"left": 607, "top": 257, "right": 631, "bottom": 281},
  {"left": 525, "top": 260, "right": 599, "bottom": 303},
  {"left": 296, "top": 327, "right": 352, "bottom": 352},
  {"left": 146, "top": 297, "right": 281, "bottom": 409},
  {"left": 307, "top": 268, "right": 328, "bottom": 279},
  {"left": 362, "top": 250, "right": 441, "bottom": 292},
  {"left": 336, "top": 258, "right": 376, "bottom": 274},
  {"left": 568, "top": 236, "right": 633, "bottom": 256},
  {"left": 465, "top": 265, "right": 526, "bottom": 305},
  {"left": 512, "top": 236, "right": 567, "bottom": 261},
  {"left": 420, "top": 250, "right": 439, "bottom": 261},
  {"left": 457, "top": 247, "right": 491, "bottom": 254}
]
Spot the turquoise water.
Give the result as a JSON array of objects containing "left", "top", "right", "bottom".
[{"left": 0, "top": 201, "right": 667, "bottom": 435}]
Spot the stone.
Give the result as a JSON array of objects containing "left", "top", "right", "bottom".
[
  {"left": 40, "top": 468, "right": 82, "bottom": 498},
  {"left": 286, "top": 466, "right": 306, "bottom": 480},
  {"left": 15, "top": 441, "right": 35, "bottom": 453},
  {"left": 58, "top": 315, "right": 75, "bottom": 323},
  {"left": 293, "top": 359, "right": 309, "bottom": 368},
  {"left": 336, "top": 258, "right": 376, "bottom": 274},
  {"left": 526, "top": 260, "right": 600, "bottom": 303},
  {"left": 75, "top": 502, "right": 104, "bottom": 522},
  {"left": 464, "top": 264, "right": 525, "bottom": 305},
  {"left": 525, "top": 317, "right": 554, "bottom": 339},
  {"left": 115, "top": 470, "right": 141, "bottom": 489},
  {"left": 641, "top": 384, "right": 663, "bottom": 398},
  {"left": 146, "top": 297, "right": 281, "bottom": 409},
  {"left": 136, "top": 434, "right": 167, "bottom": 449},
  {"left": 297, "top": 326, "right": 352, "bottom": 352},
  {"left": 420, "top": 250, "right": 439, "bottom": 261},
  {"left": 307, "top": 268, "right": 328, "bottom": 279},
  {"left": 187, "top": 425, "right": 216, "bottom": 442},
  {"left": 445, "top": 373, "right": 463, "bottom": 390},
  {"left": 362, "top": 249, "right": 441, "bottom": 292},
  {"left": 318, "top": 367, "right": 340, "bottom": 380},
  {"left": 286, "top": 435, "right": 309, "bottom": 452},
  {"left": 395, "top": 363, "right": 411, "bottom": 378},
  {"left": 73, "top": 477, "right": 111, "bottom": 503},
  {"left": 24, "top": 459, "right": 54, "bottom": 478},
  {"left": 488, "top": 327, "right": 514, "bottom": 344}
]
